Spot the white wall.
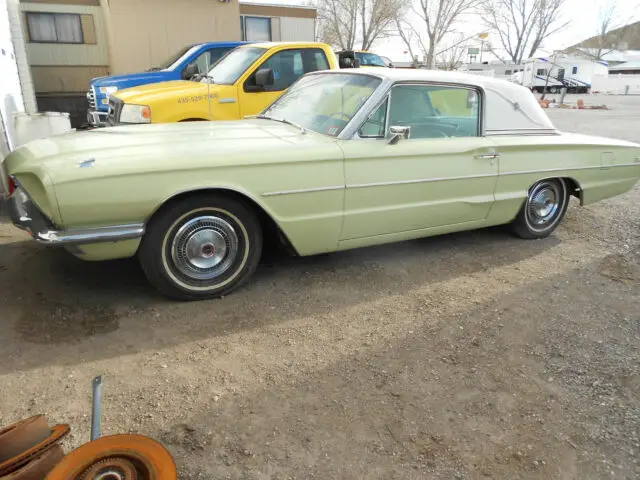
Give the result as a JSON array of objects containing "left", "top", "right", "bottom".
[
  {"left": 592, "top": 74, "right": 640, "bottom": 95},
  {"left": 1, "top": 0, "right": 26, "bottom": 159},
  {"left": 279, "top": 16, "right": 314, "bottom": 42}
]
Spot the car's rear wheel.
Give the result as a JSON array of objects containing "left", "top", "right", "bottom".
[
  {"left": 510, "top": 178, "right": 569, "bottom": 239},
  {"left": 139, "top": 194, "right": 262, "bottom": 300}
]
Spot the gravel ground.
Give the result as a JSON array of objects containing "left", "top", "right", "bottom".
[{"left": 0, "top": 95, "right": 639, "bottom": 479}]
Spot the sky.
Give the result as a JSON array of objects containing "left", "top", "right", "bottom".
[{"left": 247, "top": 0, "right": 640, "bottom": 62}]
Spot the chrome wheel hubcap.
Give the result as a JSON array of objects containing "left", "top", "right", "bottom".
[
  {"left": 527, "top": 182, "right": 561, "bottom": 228},
  {"left": 171, "top": 215, "right": 239, "bottom": 280}
]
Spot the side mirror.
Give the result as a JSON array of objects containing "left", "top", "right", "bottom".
[
  {"left": 353, "top": 59, "right": 361, "bottom": 68},
  {"left": 182, "top": 63, "right": 199, "bottom": 80},
  {"left": 255, "top": 68, "right": 274, "bottom": 87},
  {"left": 246, "top": 68, "right": 274, "bottom": 92},
  {"left": 388, "top": 63, "right": 394, "bottom": 68},
  {"left": 388, "top": 125, "right": 411, "bottom": 145}
]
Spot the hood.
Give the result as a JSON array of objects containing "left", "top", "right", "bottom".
[
  {"left": 113, "top": 80, "right": 209, "bottom": 105},
  {"left": 5, "top": 120, "right": 337, "bottom": 183},
  {"left": 90, "top": 71, "right": 171, "bottom": 89}
]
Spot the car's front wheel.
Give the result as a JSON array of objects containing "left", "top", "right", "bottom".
[
  {"left": 510, "top": 178, "right": 569, "bottom": 239},
  {"left": 139, "top": 194, "right": 263, "bottom": 300}
]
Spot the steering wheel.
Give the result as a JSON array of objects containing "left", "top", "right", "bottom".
[{"left": 327, "top": 112, "right": 351, "bottom": 121}]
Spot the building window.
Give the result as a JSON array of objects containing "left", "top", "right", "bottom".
[
  {"left": 572, "top": 66, "right": 578, "bottom": 74},
  {"left": 26, "top": 12, "right": 83, "bottom": 44},
  {"left": 241, "top": 16, "right": 271, "bottom": 42},
  {"left": 536, "top": 68, "right": 548, "bottom": 76},
  {"left": 505, "top": 70, "right": 512, "bottom": 75}
]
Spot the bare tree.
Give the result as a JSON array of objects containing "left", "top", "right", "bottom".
[
  {"left": 587, "top": 1, "right": 634, "bottom": 60},
  {"left": 397, "top": 0, "right": 482, "bottom": 69},
  {"left": 483, "top": 0, "right": 569, "bottom": 64},
  {"left": 395, "top": 18, "right": 427, "bottom": 65},
  {"left": 360, "top": 0, "right": 404, "bottom": 50},
  {"left": 315, "top": 0, "right": 358, "bottom": 49},
  {"left": 436, "top": 34, "right": 470, "bottom": 69},
  {"left": 314, "top": 0, "right": 403, "bottom": 50}
]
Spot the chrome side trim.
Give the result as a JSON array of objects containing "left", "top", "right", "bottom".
[
  {"left": 335, "top": 162, "right": 639, "bottom": 191},
  {"left": 261, "top": 185, "right": 345, "bottom": 197},
  {"left": 501, "top": 162, "right": 640, "bottom": 176},
  {"left": 485, "top": 128, "right": 560, "bottom": 136},
  {"left": 347, "top": 173, "right": 496, "bottom": 189},
  {"left": 35, "top": 224, "right": 145, "bottom": 245}
]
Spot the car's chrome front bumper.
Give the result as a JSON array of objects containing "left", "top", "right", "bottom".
[{"left": 8, "top": 186, "right": 145, "bottom": 246}]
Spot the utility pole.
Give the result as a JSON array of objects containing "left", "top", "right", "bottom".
[{"left": 478, "top": 32, "right": 489, "bottom": 63}]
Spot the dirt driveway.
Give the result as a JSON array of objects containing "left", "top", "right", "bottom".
[{"left": 0, "top": 96, "right": 639, "bottom": 479}]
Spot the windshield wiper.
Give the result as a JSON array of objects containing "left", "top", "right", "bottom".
[{"left": 256, "top": 114, "right": 306, "bottom": 134}]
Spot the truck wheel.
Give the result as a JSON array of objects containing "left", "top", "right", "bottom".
[
  {"left": 510, "top": 178, "right": 569, "bottom": 239},
  {"left": 139, "top": 194, "right": 263, "bottom": 300}
]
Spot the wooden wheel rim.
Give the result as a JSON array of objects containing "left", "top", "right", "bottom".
[{"left": 44, "top": 435, "right": 176, "bottom": 480}]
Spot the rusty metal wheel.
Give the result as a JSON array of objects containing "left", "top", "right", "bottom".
[
  {"left": 0, "top": 416, "right": 50, "bottom": 467},
  {"left": 44, "top": 435, "right": 176, "bottom": 480},
  {"left": 0, "top": 422, "right": 70, "bottom": 476},
  {"left": 0, "top": 445, "right": 65, "bottom": 480},
  {"left": 79, "top": 458, "right": 138, "bottom": 480}
]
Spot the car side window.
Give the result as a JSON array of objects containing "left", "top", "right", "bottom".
[
  {"left": 388, "top": 84, "right": 480, "bottom": 139},
  {"left": 190, "top": 50, "right": 212, "bottom": 76},
  {"left": 209, "top": 47, "right": 231, "bottom": 66},
  {"left": 359, "top": 98, "right": 388, "bottom": 137},
  {"left": 186, "top": 48, "right": 231, "bottom": 77},
  {"left": 245, "top": 48, "right": 330, "bottom": 93}
]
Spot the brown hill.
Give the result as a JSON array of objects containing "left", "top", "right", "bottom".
[{"left": 570, "top": 21, "right": 640, "bottom": 50}]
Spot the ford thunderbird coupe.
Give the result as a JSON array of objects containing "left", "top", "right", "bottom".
[{"left": 4, "top": 69, "right": 640, "bottom": 300}]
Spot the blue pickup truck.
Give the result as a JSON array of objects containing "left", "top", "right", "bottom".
[{"left": 86, "top": 41, "right": 245, "bottom": 126}]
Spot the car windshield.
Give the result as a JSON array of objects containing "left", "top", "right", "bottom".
[
  {"left": 260, "top": 73, "right": 382, "bottom": 137},
  {"left": 157, "top": 46, "right": 197, "bottom": 71},
  {"left": 355, "top": 52, "right": 386, "bottom": 67},
  {"left": 202, "top": 47, "right": 266, "bottom": 84}
]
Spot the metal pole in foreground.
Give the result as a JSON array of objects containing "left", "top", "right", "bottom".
[{"left": 91, "top": 375, "right": 103, "bottom": 441}]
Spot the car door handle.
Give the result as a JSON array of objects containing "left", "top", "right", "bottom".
[{"left": 475, "top": 152, "right": 500, "bottom": 159}]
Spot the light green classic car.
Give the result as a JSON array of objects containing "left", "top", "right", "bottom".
[{"left": 4, "top": 69, "right": 640, "bottom": 299}]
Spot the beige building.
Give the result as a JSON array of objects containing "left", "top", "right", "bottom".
[{"left": 17, "top": 0, "right": 316, "bottom": 125}]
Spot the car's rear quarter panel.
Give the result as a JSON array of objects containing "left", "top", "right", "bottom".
[{"left": 487, "top": 134, "right": 640, "bottom": 225}]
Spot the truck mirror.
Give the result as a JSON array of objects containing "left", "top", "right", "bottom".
[
  {"left": 182, "top": 63, "right": 199, "bottom": 80},
  {"left": 255, "top": 68, "right": 274, "bottom": 87}
]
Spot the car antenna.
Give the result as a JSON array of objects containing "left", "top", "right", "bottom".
[{"left": 205, "top": 56, "right": 213, "bottom": 122}]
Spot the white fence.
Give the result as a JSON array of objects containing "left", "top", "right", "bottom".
[{"left": 592, "top": 74, "right": 640, "bottom": 95}]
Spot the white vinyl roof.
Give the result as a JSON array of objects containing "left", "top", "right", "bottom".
[{"left": 342, "top": 68, "right": 557, "bottom": 134}]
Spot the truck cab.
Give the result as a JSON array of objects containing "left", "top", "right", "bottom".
[
  {"left": 87, "top": 41, "right": 246, "bottom": 126},
  {"left": 107, "top": 42, "right": 339, "bottom": 125}
]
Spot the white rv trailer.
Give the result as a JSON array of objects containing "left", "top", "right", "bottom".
[
  {"left": 519, "top": 56, "right": 609, "bottom": 93},
  {"left": 461, "top": 62, "right": 524, "bottom": 81}
]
